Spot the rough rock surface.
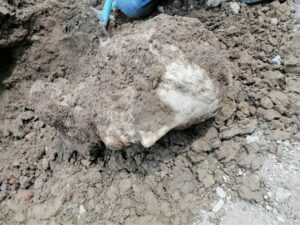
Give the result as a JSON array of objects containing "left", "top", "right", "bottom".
[{"left": 30, "top": 14, "right": 232, "bottom": 152}]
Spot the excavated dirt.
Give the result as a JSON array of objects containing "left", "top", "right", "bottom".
[
  {"left": 0, "top": 0, "right": 300, "bottom": 225},
  {"left": 30, "top": 14, "right": 232, "bottom": 153}
]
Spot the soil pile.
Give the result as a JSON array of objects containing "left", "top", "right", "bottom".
[
  {"left": 0, "top": 0, "right": 300, "bottom": 225},
  {"left": 30, "top": 14, "right": 232, "bottom": 153}
]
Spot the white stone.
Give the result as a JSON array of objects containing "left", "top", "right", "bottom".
[
  {"left": 271, "top": 55, "right": 281, "bottom": 65},
  {"left": 157, "top": 6, "right": 164, "bottom": 13},
  {"left": 271, "top": 18, "right": 278, "bottom": 26},
  {"left": 119, "top": 178, "right": 132, "bottom": 194},
  {"left": 237, "top": 169, "right": 243, "bottom": 176},
  {"left": 34, "top": 177, "right": 44, "bottom": 190},
  {"left": 216, "top": 187, "right": 226, "bottom": 198},
  {"left": 79, "top": 205, "right": 86, "bottom": 214},
  {"left": 223, "top": 175, "right": 229, "bottom": 182},
  {"left": 229, "top": 2, "right": 240, "bottom": 14},
  {"left": 277, "top": 215, "right": 285, "bottom": 223},
  {"left": 226, "top": 195, "right": 232, "bottom": 201},
  {"left": 212, "top": 199, "right": 224, "bottom": 213},
  {"left": 246, "top": 134, "right": 260, "bottom": 144},
  {"left": 266, "top": 205, "right": 273, "bottom": 211},
  {"left": 283, "top": 140, "right": 290, "bottom": 147},
  {"left": 275, "top": 187, "right": 291, "bottom": 203},
  {"left": 272, "top": 208, "right": 278, "bottom": 215},
  {"left": 267, "top": 191, "right": 273, "bottom": 198},
  {"left": 293, "top": 24, "right": 300, "bottom": 32},
  {"left": 41, "top": 158, "right": 49, "bottom": 170},
  {"left": 207, "top": 0, "right": 222, "bottom": 8}
]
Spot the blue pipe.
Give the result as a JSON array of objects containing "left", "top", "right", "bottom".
[
  {"left": 100, "top": 0, "right": 113, "bottom": 26},
  {"left": 112, "top": 1, "right": 117, "bottom": 9},
  {"left": 98, "top": 0, "right": 158, "bottom": 27},
  {"left": 115, "top": 0, "right": 159, "bottom": 18}
]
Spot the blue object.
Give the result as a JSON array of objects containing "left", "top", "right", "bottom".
[
  {"left": 115, "top": 0, "right": 159, "bottom": 18},
  {"left": 95, "top": 0, "right": 158, "bottom": 30},
  {"left": 101, "top": 0, "right": 113, "bottom": 26},
  {"left": 112, "top": 1, "right": 117, "bottom": 9}
]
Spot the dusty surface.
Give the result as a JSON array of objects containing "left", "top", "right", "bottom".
[{"left": 0, "top": 0, "right": 300, "bottom": 225}]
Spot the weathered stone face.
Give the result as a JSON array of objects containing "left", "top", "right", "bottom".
[{"left": 30, "top": 14, "right": 232, "bottom": 154}]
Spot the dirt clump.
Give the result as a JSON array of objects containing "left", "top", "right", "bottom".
[{"left": 30, "top": 14, "right": 232, "bottom": 153}]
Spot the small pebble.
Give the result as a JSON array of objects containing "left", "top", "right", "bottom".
[
  {"left": 34, "top": 177, "right": 44, "bottom": 190},
  {"left": 229, "top": 2, "right": 240, "bottom": 14},
  {"left": 203, "top": 175, "right": 215, "bottom": 188},
  {"left": 212, "top": 199, "right": 224, "bottom": 213},
  {"left": 157, "top": 6, "right": 164, "bottom": 13},
  {"left": 277, "top": 215, "right": 285, "bottom": 223},
  {"left": 267, "top": 191, "right": 273, "bottom": 198},
  {"left": 237, "top": 169, "right": 243, "bottom": 176},
  {"left": 0, "top": 182, "right": 8, "bottom": 192},
  {"left": 87, "top": 187, "right": 96, "bottom": 199},
  {"left": 42, "top": 158, "right": 49, "bottom": 170},
  {"left": 266, "top": 205, "right": 273, "bottom": 211},
  {"left": 275, "top": 187, "right": 291, "bottom": 203},
  {"left": 19, "top": 176, "right": 31, "bottom": 189},
  {"left": 81, "top": 159, "right": 91, "bottom": 167},
  {"left": 222, "top": 175, "right": 229, "bottom": 182},
  {"left": 216, "top": 187, "right": 226, "bottom": 198},
  {"left": 271, "top": 55, "right": 281, "bottom": 65},
  {"left": 207, "top": 0, "right": 222, "bottom": 8},
  {"left": 271, "top": 18, "right": 278, "bottom": 25},
  {"left": 246, "top": 134, "right": 260, "bottom": 144},
  {"left": 79, "top": 204, "right": 86, "bottom": 214}
]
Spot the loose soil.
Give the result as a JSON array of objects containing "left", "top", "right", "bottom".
[{"left": 0, "top": 0, "right": 300, "bottom": 225}]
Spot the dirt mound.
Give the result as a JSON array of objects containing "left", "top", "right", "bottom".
[{"left": 30, "top": 14, "right": 232, "bottom": 154}]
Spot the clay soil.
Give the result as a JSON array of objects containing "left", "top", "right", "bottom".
[{"left": 1, "top": 0, "right": 300, "bottom": 225}]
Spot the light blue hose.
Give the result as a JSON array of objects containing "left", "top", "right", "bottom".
[
  {"left": 116, "top": 0, "right": 159, "bottom": 18},
  {"left": 99, "top": 0, "right": 158, "bottom": 26},
  {"left": 100, "top": 0, "right": 113, "bottom": 26}
]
